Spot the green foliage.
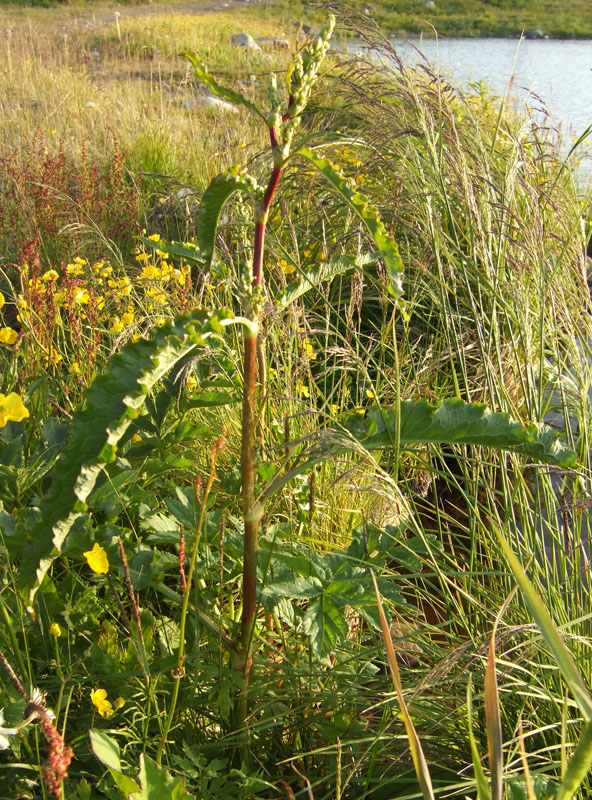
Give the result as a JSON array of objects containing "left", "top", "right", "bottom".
[
  {"left": 91, "top": 731, "right": 193, "bottom": 799},
  {"left": 17, "top": 309, "right": 234, "bottom": 605},
  {"left": 298, "top": 148, "right": 405, "bottom": 300}
]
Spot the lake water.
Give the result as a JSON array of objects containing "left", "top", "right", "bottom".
[{"left": 351, "top": 37, "right": 592, "bottom": 146}]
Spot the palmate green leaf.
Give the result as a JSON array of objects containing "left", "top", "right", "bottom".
[
  {"left": 182, "top": 50, "right": 265, "bottom": 122},
  {"left": 261, "top": 399, "right": 576, "bottom": 504},
  {"left": 303, "top": 594, "right": 349, "bottom": 659},
  {"left": 18, "top": 309, "right": 234, "bottom": 606},
  {"left": 276, "top": 253, "right": 378, "bottom": 308},
  {"left": 198, "top": 173, "right": 262, "bottom": 270},
  {"left": 297, "top": 147, "right": 404, "bottom": 300}
]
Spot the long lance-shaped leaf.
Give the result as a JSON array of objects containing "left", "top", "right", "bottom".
[
  {"left": 297, "top": 147, "right": 404, "bottom": 301},
  {"left": 182, "top": 50, "right": 265, "bottom": 121},
  {"left": 277, "top": 253, "right": 378, "bottom": 308},
  {"left": 372, "top": 572, "right": 436, "bottom": 800},
  {"left": 467, "top": 677, "right": 491, "bottom": 800},
  {"left": 260, "top": 399, "right": 576, "bottom": 505},
  {"left": 485, "top": 589, "right": 517, "bottom": 800},
  {"left": 554, "top": 721, "right": 592, "bottom": 800},
  {"left": 198, "top": 173, "right": 262, "bottom": 270},
  {"left": 18, "top": 309, "right": 234, "bottom": 607},
  {"left": 496, "top": 529, "right": 592, "bottom": 722}
]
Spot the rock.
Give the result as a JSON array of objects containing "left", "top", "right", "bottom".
[
  {"left": 231, "top": 33, "right": 262, "bottom": 51},
  {"left": 184, "top": 96, "right": 238, "bottom": 113},
  {"left": 525, "top": 28, "right": 544, "bottom": 39},
  {"left": 257, "top": 36, "right": 290, "bottom": 50},
  {"left": 421, "top": 0, "right": 435, "bottom": 7}
]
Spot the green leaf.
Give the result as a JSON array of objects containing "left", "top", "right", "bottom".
[
  {"left": 18, "top": 309, "right": 234, "bottom": 606},
  {"left": 129, "top": 754, "right": 193, "bottom": 800},
  {"left": 343, "top": 401, "right": 576, "bottom": 464},
  {"left": 90, "top": 730, "right": 122, "bottom": 772},
  {"left": 262, "top": 399, "right": 576, "bottom": 504},
  {"left": 466, "top": 677, "right": 491, "bottom": 800},
  {"left": 136, "top": 237, "right": 203, "bottom": 264},
  {"left": 303, "top": 594, "right": 349, "bottom": 658},
  {"left": 276, "top": 253, "right": 377, "bottom": 308},
  {"left": 110, "top": 769, "right": 141, "bottom": 798},
  {"left": 182, "top": 50, "right": 265, "bottom": 121},
  {"left": 298, "top": 148, "right": 404, "bottom": 300},
  {"left": 198, "top": 173, "right": 261, "bottom": 270}
]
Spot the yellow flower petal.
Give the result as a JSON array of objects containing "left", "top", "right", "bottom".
[
  {"left": 0, "top": 393, "right": 29, "bottom": 427},
  {"left": 83, "top": 543, "right": 109, "bottom": 575}
]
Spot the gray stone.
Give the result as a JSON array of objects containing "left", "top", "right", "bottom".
[
  {"left": 525, "top": 28, "right": 544, "bottom": 39},
  {"left": 231, "top": 33, "right": 262, "bottom": 51},
  {"left": 183, "top": 96, "right": 238, "bottom": 113},
  {"left": 257, "top": 36, "right": 290, "bottom": 49},
  {"left": 421, "top": 0, "right": 436, "bottom": 7}
]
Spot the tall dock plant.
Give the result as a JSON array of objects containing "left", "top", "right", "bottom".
[{"left": 16, "top": 15, "right": 579, "bottom": 770}]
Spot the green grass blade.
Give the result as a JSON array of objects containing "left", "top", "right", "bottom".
[
  {"left": 297, "top": 147, "right": 405, "bottom": 301},
  {"left": 467, "top": 677, "right": 491, "bottom": 800},
  {"left": 554, "top": 721, "right": 592, "bottom": 800},
  {"left": 17, "top": 310, "right": 233, "bottom": 607},
  {"left": 371, "top": 572, "right": 436, "bottom": 800},
  {"left": 496, "top": 529, "right": 592, "bottom": 722},
  {"left": 485, "top": 590, "right": 516, "bottom": 800}
]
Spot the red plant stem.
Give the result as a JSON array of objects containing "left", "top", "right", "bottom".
[{"left": 238, "top": 126, "right": 283, "bottom": 721}]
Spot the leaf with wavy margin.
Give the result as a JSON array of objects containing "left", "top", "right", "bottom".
[
  {"left": 261, "top": 398, "right": 576, "bottom": 504},
  {"left": 297, "top": 147, "right": 404, "bottom": 301},
  {"left": 18, "top": 310, "right": 234, "bottom": 606}
]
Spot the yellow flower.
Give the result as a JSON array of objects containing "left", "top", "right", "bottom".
[
  {"left": 0, "top": 393, "right": 29, "bottom": 427},
  {"left": 141, "top": 264, "right": 161, "bottom": 280},
  {"left": 92, "top": 261, "right": 105, "bottom": 273},
  {"left": 118, "top": 277, "right": 132, "bottom": 296},
  {"left": 132, "top": 433, "right": 142, "bottom": 443},
  {"left": 121, "top": 311, "right": 134, "bottom": 326},
  {"left": 73, "top": 288, "right": 90, "bottom": 305},
  {"left": 47, "top": 347, "right": 62, "bottom": 365},
  {"left": 110, "top": 317, "right": 124, "bottom": 334},
  {"left": 0, "top": 328, "right": 18, "bottom": 345},
  {"left": 41, "top": 270, "right": 59, "bottom": 282},
  {"left": 90, "top": 688, "right": 113, "bottom": 718},
  {"left": 0, "top": 291, "right": 4, "bottom": 310},
  {"left": 113, "top": 697, "right": 125, "bottom": 710},
  {"left": 301, "top": 337, "right": 316, "bottom": 360},
  {"left": 295, "top": 381, "right": 310, "bottom": 398},
  {"left": 73, "top": 257, "right": 87, "bottom": 266},
  {"left": 329, "top": 404, "right": 340, "bottom": 415},
  {"left": 83, "top": 543, "right": 109, "bottom": 574},
  {"left": 186, "top": 375, "right": 198, "bottom": 390},
  {"left": 135, "top": 252, "right": 152, "bottom": 263},
  {"left": 366, "top": 389, "right": 376, "bottom": 399},
  {"left": 147, "top": 233, "right": 161, "bottom": 242},
  {"left": 279, "top": 259, "right": 296, "bottom": 275},
  {"left": 69, "top": 361, "right": 82, "bottom": 376},
  {"left": 49, "top": 622, "right": 61, "bottom": 638}
]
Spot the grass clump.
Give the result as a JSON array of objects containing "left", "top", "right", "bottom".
[{"left": 0, "top": 5, "right": 592, "bottom": 800}]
